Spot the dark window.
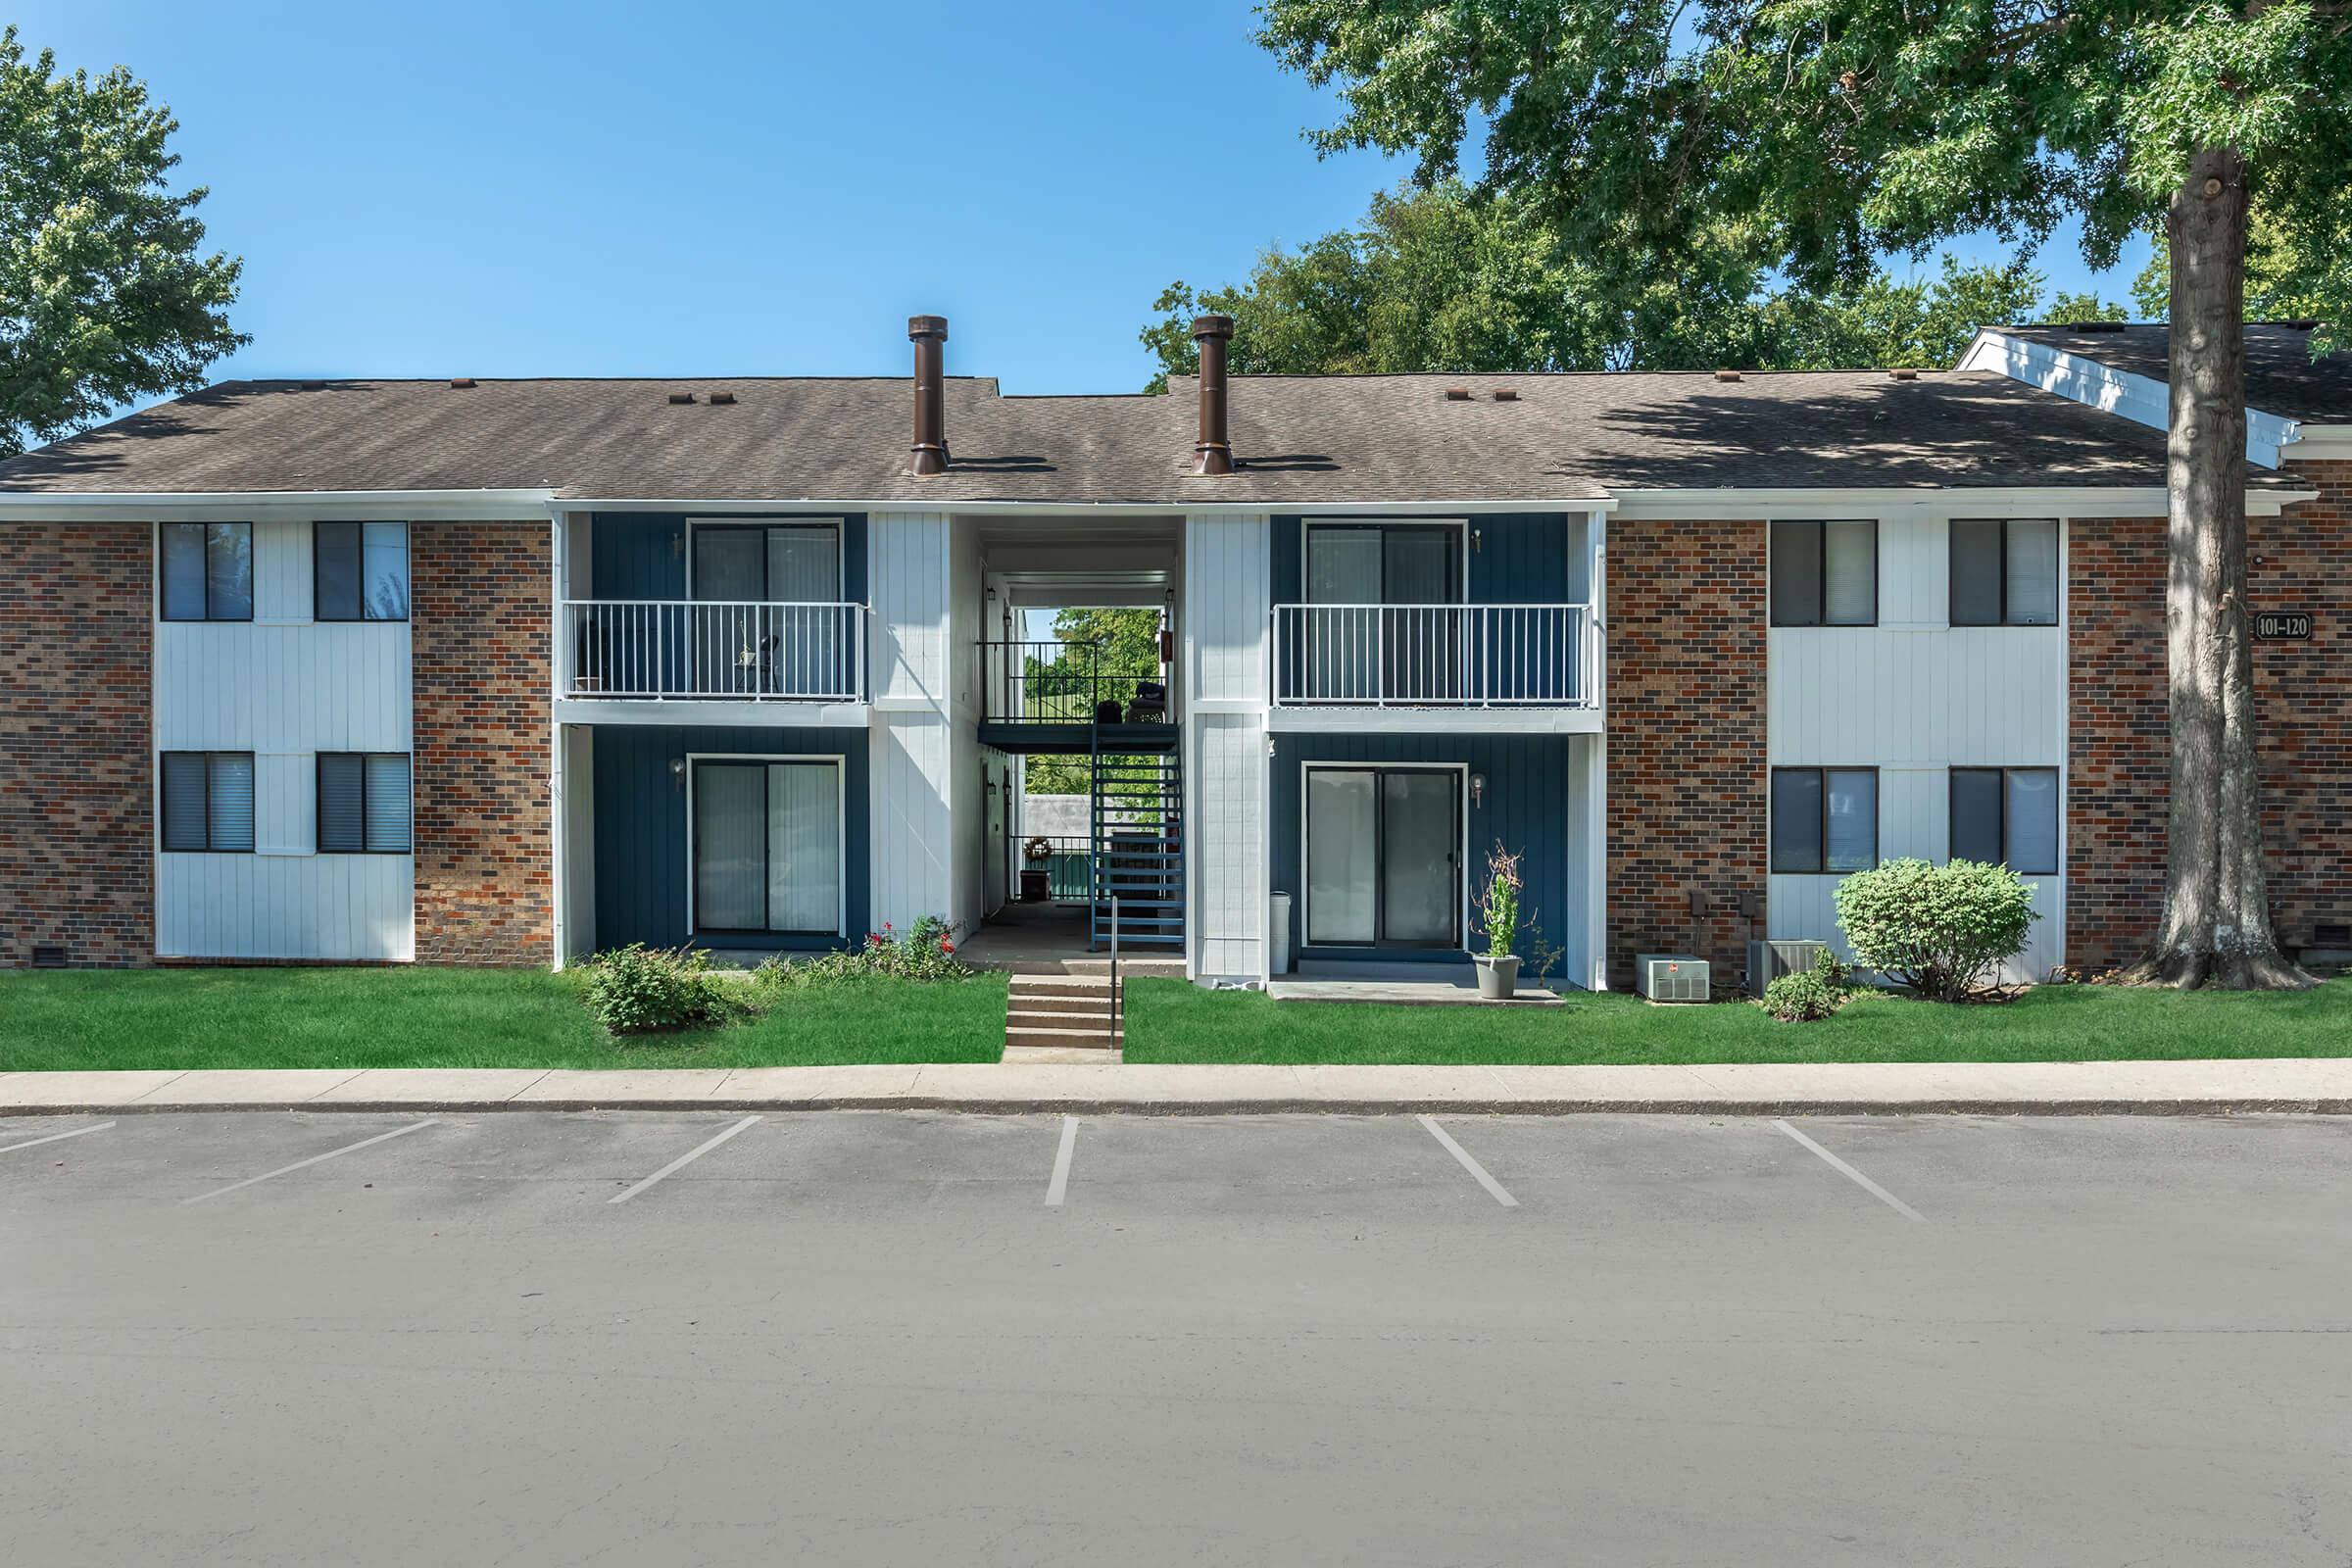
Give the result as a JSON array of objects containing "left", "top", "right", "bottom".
[
  {"left": 1771, "top": 767, "right": 1878, "bottom": 873},
  {"left": 160, "top": 752, "right": 255, "bottom": 852},
  {"left": 314, "top": 521, "right": 409, "bottom": 620},
  {"left": 1949, "top": 767, "right": 2059, "bottom": 874},
  {"left": 317, "top": 753, "right": 412, "bottom": 854},
  {"left": 1770, "top": 519, "right": 1876, "bottom": 626},
  {"left": 1950, "top": 519, "right": 2059, "bottom": 626},
  {"left": 160, "top": 523, "right": 253, "bottom": 621}
]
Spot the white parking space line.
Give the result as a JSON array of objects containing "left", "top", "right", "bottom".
[
  {"left": 181, "top": 1119, "right": 439, "bottom": 1205},
  {"left": 1045, "top": 1116, "right": 1078, "bottom": 1206},
  {"left": 1418, "top": 1115, "right": 1519, "bottom": 1207},
  {"left": 0, "top": 1121, "right": 116, "bottom": 1155},
  {"left": 1775, "top": 1120, "right": 1928, "bottom": 1223},
  {"left": 608, "top": 1115, "right": 762, "bottom": 1205}
]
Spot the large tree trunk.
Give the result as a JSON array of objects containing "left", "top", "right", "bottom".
[{"left": 2121, "top": 148, "right": 2316, "bottom": 991}]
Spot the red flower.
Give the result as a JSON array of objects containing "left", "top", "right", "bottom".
[{"left": 940, "top": 939, "right": 955, "bottom": 954}]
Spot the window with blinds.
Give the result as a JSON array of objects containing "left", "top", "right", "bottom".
[
  {"left": 1950, "top": 519, "right": 2059, "bottom": 626},
  {"left": 160, "top": 753, "right": 255, "bottom": 852},
  {"left": 1769, "top": 519, "right": 1877, "bottom": 627},
  {"left": 317, "top": 754, "right": 413, "bottom": 853}
]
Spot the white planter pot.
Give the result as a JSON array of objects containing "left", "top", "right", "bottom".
[{"left": 1472, "top": 954, "right": 1521, "bottom": 1001}]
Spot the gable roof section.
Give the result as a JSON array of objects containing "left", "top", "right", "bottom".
[
  {"left": 1985, "top": 322, "right": 2352, "bottom": 425},
  {"left": 0, "top": 366, "right": 2218, "bottom": 505}
]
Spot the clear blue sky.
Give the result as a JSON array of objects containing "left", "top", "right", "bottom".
[{"left": 23, "top": 1, "right": 2147, "bottom": 395}]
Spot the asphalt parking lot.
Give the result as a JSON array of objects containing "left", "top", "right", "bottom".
[{"left": 4, "top": 1109, "right": 2349, "bottom": 1566}]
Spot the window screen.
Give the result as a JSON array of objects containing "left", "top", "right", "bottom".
[
  {"left": 160, "top": 523, "right": 252, "bottom": 621},
  {"left": 160, "top": 752, "right": 254, "bottom": 852},
  {"left": 318, "top": 754, "right": 413, "bottom": 853}
]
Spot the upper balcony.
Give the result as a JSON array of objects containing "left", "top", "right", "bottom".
[
  {"left": 561, "top": 598, "right": 868, "bottom": 706},
  {"left": 1270, "top": 602, "right": 1598, "bottom": 717}
]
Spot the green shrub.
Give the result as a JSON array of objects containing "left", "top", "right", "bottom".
[
  {"left": 583, "top": 944, "right": 732, "bottom": 1035},
  {"left": 753, "top": 914, "right": 976, "bottom": 993},
  {"left": 1757, "top": 948, "right": 1857, "bottom": 1022},
  {"left": 1835, "top": 858, "right": 2038, "bottom": 1002}
]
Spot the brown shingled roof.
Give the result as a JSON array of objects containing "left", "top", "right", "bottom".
[{"left": 0, "top": 366, "right": 2211, "bottom": 503}]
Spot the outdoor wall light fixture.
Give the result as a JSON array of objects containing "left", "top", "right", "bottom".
[
  {"left": 669, "top": 758, "right": 686, "bottom": 790},
  {"left": 1470, "top": 772, "right": 1487, "bottom": 808}
]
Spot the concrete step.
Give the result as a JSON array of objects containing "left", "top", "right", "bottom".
[
  {"left": 1010, "top": 995, "right": 1122, "bottom": 1018},
  {"left": 1008, "top": 976, "right": 1119, "bottom": 997},
  {"left": 1004, "top": 1025, "right": 1123, "bottom": 1051},
  {"left": 1008, "top": 1010, "right": 1118, "bottom": 1035},
  {"left": 999, "top": 1044, "right": 1125, "bottom": 1065}
]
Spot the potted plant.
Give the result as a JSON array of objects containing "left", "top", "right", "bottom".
[
  {"left": 1469, "top": 843, "right": 1527, "bottom": 1001},
  {"left": 1020, "top": 835, "right": 1054, "bottom": 903}
]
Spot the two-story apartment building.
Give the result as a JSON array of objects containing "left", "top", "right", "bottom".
[{"left": 1, "top": 316, "right": 2343, "bottom": 990}]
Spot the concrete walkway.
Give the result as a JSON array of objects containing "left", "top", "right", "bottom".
[{"left": 2, "top": 1057, "right": 2348, "bottom": 1115}]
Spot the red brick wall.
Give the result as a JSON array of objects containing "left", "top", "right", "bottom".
[
  {"left": 0, "top": 522, "right": 153, "bottom": 965},
  {"left": 1605, "top": 516, "right": 1768, "bottom": 986},
  {"left": 411, "top": 521, "right": 552, "bottom": 964},
  {"left": 2066, "top": 468, "right": 2352, "bottom": 970}
]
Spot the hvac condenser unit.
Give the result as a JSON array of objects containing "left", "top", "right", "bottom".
[
  {"left": 1635, "top": 954, "right": 1711, "bottom": 1004},
  {"left": 1746, "top": 940, "right": 1829, "bottom": 996}
]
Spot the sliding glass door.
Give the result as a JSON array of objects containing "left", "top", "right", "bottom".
[
  {"left": 1304, "top": 766, "right": 1462, "bottom": 948},
  {"left": 1303, "top": 524, "right": 1462, "bottom": 701},
  {"left": 692, "top": 759, "right": 843, "bottom": 936},
  {"left": 689, "top": 522, "right": 844, "bottom": 696}
]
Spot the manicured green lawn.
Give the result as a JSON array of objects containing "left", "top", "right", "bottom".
[
  {"left": 3, "top": 966, "right": 2344, "bottom": 1073},
  {"left": 1121, "top": 974, "right": 2352, "bottom": 1065},
  {"left": 0, "top": 967, "right": 1007, "bottom": 1072}
]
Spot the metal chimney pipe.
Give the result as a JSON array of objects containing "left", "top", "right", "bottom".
[
  {"left": 1192, "top": 314, "right": 1234, "bottom": 476},
  {"left": 908, "top": 315, "right": 949, "bottom": 474}
]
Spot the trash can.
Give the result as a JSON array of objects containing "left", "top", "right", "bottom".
[{"left": 1268, "top": 892, "right": 1293, "bottom": 977}]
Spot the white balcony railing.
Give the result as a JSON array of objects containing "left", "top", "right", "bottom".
[
  {"left": 1272, "top": 603, "right": 1596, "bottom": 708},
  {"left": 562, "top": 600, "right": 867, "bottom": 702}
]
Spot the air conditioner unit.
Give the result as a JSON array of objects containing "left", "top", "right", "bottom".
[
  {"left": 1746, "top": 939, "right": 1829, "bottom": 996},
  {"left": 1635, "top": 953, "right": 1711, "bottom": 1003}
]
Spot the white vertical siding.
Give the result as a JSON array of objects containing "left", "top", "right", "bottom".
[
  {"left": 869, "top": 714, "right": 953, "bottom": 932},
  {"left": 1766, "top": 513, "right": 2068, "bottom": 981},
  {"left": 157, "top": 854, "right": 415, "bottom": 961},
  {"left": 1562, "top": 733, "right": 1606, "bottom": 990},
  {"left": 154, "top": 518, "right": 415, "bottom": 961},
  {"left": 868, "top": 510, "right": 952, "bottom": 705},
  {"left": 1183, "top": 512, "right": 1270, "bottom": 981},
  {"left": 946, "top": 516, "right": 984, "bottom": 935}
]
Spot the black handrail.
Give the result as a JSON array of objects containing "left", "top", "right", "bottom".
[{"left": 980, "top": 638, "right": 1164, "bottom": 725}]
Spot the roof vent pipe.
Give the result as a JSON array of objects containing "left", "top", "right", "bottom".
[
  {"left": 908, "top": 315, "right": 949, "bottom": 474},
  {"left": 1192, "top": 314, "right": 1235, "bottom": 476}
]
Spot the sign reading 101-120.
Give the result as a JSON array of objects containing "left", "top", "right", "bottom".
[{"left": 2254, "top": 611, "right": 2315, "bottom": 641}]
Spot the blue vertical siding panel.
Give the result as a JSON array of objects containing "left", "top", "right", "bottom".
[
  {"left": 1268, "top": 732, "right": 1573, "bottom": 965},
  {"left": 590, "top": 514, "right": 687, "bottom": 599},
  {"left": 1466, "top": 514, "right": 1569, "bottom": 604},
  {"left": 590, "top": 724, "right": 870, "bottom": 953}
]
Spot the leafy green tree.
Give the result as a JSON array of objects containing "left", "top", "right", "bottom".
[
  {"left": 1256, "top": 0, "right": 2349, "bottom": 988},
  {"left": 1141, "top": 180, "right": 1785, "bottom": 388},
  {"left": 1143, "top": 183, "right": 2121, "bottom": 387},
  {"left": 0, "top": 26, "right": 245, "bottom": 459},
  {"left": 1021, "top": 607, "right": 1164, "bottom": 796}
]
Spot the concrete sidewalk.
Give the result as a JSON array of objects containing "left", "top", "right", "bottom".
[{"left": 2, "top": 1057, "right": 2348, "bottom": 1115}]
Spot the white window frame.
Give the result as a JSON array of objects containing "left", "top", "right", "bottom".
[
  {"left": 682, "top": 752, "right": 848, "bottom": 939},
  {"left": 1298, "top": 759, "right": 1471, "bottom": 951},
  {"left": 1299, "top": 516, "right": 1471, "bottom": 607}
]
